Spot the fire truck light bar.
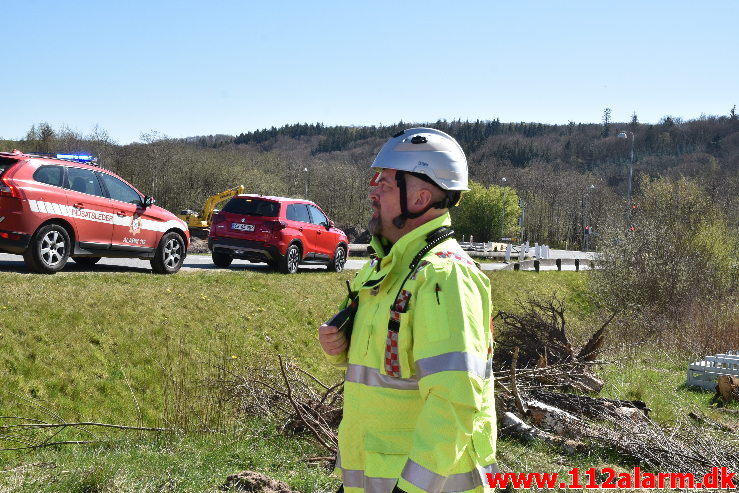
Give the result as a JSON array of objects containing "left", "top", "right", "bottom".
[{"left": 56, "top": 154, "right": 94, "bottom": 162}]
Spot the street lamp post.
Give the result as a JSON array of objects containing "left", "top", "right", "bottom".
[
  {"left": 519, "top": 197, "right": 525, "bottom": 244},
  {"left": 617, "top": 131, "right": 635, "bottom": 220},
  {"left": 582, "top": 184, "right": 595, "bottom": 251},
  {"left": 303, "top": 167, "right": 309, "bottom": 199},
  {"left": 500, "top": 177, "right": 507, "bottom": 241}
]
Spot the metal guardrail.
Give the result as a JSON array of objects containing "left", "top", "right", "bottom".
[{"left": 349, "top": 242, "right": 596, "bottom": 262}]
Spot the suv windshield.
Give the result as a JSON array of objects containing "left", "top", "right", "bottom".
[{"left": 222, "top": 198, "right": 279, "bottom": 217}]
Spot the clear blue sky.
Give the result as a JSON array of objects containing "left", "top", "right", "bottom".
[{"left": 3, "top": 1, "right": 737, "bottom": 144}]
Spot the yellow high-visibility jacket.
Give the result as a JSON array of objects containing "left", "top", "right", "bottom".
[{"left": 326, "top": 213, "right": 497, "bottom": 493}]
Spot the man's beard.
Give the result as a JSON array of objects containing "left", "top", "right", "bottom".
[
  {"left": 368, "top": 201, "right": 382, "bottom": 236},
  {"left": 368, "top": 215, "right": 382, "bottom": 236}
]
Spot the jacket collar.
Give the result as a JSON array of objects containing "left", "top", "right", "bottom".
[{"left": 369, "top": 213, "right": 452, "bottom": 273}]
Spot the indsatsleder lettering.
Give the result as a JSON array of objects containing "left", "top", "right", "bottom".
[
  {"left": 70, "top": 208, "right": 113, "bottom": 222},
  {"left": 487, "top": 466, "right": 736, "bottom": 489}
]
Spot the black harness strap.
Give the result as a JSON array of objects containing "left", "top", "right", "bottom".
[
  {"left": 392, "top": 171, "right": 454, "bottom": 228},
  {"left": 387, "top": 226, "right": 455, "bottom": 332}
]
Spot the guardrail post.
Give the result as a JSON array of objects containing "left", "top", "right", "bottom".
[
  {"left": 556, "top": 259, "right": 561, "bottom": 271},
  {"left": 513, "top": 263, "right": 520, "bottom": 271},
  {"left": 534, "top": 260, "right": 540, "bottom": 272},
  {"left": 575, "top": 259, "right": 580, "bottom": 271}
]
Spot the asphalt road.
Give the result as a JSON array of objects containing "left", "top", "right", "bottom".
[
  {"left": 0, "top": 251, "right": 592, "bottom": 274},
  {"left": 0, "top": 252, "right": 368, "bottom": 274}
]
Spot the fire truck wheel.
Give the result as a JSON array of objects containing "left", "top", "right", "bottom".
[
  {"left": 151, "top": 232, "right": 185, "bottom": 274},
  {"left": 23, "top": 224, "right": 71, "bottom": 274}
]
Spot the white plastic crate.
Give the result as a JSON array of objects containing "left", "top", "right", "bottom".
[{"left": 686, "top": 351, "right": 739, "bottom": 390}]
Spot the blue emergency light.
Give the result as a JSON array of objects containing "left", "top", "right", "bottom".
[{"left": 56, "top": 154, "right": 94, "bottom": 162}]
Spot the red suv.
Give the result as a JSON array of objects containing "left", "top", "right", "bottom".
[
  {"left": 208, "top": 194, "right": 348, "bottom": 274},
  {"left": 0, "top": 150, "right": 190, "bottom": 274}
]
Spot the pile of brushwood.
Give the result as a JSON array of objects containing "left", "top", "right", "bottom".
[
  {"left": 492, "top": 300, "right": 739, "bottom": 477},
  {"left": 216, "top": 298, "right": 739, "bottom": 478}
]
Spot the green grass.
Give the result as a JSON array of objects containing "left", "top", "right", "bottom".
[
  {"left": 4, "top": 270, "right": 592, "bottom": 424},
  {"left": 0, "top": 421, "right": 338, "bottom": 492},
  {"left": 1, "top": 268, "right": 733, "bottom": 491},
  {"left": 0, "top": 270, "right": 354, "bottom": 491},
  {"left": 598, "top": 345, "right": 738, "bottom": 425},
  {"left": 0, "top": 270, "right": 352, "bottom": 425}
]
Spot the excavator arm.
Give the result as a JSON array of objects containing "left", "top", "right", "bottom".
[
  {"left": 200, "top": 185, "right": 245, "bottom": 226},
  {"left": 177, "top": 185, "right": 245, "bottom": 232}
]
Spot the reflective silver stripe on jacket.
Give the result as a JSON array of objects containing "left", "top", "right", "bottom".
[
  {"left": 415, "top": 352, "right": 493, "bottom": 380},
  {"left": 340, "top": 464, "right": 499, "bottom": 493},
  {"left": 345, "top": 355, "right": 492, "bottom": 391},
  {"left": 338, "top": 439, "right": 499, "bottom": 492},
  {"left": 339, "top": 448, "right": 398, "bottom": 492},
  {"left": 341, "top": 469, "right": 397, "bottom": 493},
  {"left": 345, "top": 364, "right": 420, "bottom": 390},
  {"left": 401, "top": 459, "right": 500, "bottom": 492}
]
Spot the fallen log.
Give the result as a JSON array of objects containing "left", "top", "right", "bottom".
[
  {"left": 526, "top": 400, "right": 583, "bottom": 438},
  {"left": 527, "top": 388, "right": 650, "bottom": 419},
  {"left": 500, "top": 411, "right": 585, "bottom": 455}
]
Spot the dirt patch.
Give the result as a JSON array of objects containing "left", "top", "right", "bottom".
[
  {"left": 218, "top": 471, "right": 298, "bottom": 493},
  {"left": 188, "top": 237, "right": 210, "bottom": 254}
]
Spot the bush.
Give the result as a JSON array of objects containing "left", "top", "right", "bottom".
[
  {"left": 451, "top": 181, "right": 520, "bottom": 242},
  {"left": 590, "top": 176, "right": 738, "bottom": 345}
]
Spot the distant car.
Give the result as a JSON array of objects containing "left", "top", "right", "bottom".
[
  {"left": 0, "top": 150, "right": 189, "bottom": 274},
  {"left": 208, "top": 194, "right": 348, "bottom": 274}
]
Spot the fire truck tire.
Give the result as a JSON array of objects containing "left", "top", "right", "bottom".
[
  {"left": 23, "top": 224, "right": 71, "bottom": 274},
  {"left": 151, "top": 232, "right": 185, "bottom": 274}
]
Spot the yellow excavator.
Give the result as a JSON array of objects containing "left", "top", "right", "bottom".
[{"left": 177, "top": 185, "right": 244, "bottom": 237}]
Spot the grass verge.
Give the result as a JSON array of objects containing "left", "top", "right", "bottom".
[{"left": 1, "top": 268, "right": 734, "bottom": 491}]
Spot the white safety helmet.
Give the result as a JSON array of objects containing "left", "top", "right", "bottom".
[
  {"left": 370, "top": 128, "right": 469, "bottom": 228},
  {"left": 371, "top": 127, "right": 469, "bottom": 191}
]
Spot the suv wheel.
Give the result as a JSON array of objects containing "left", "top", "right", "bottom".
[
  {"left": 24, "top": 224, "right": 71, "bottom": 274},
  {"left": 151, "top": 232, "right": 185, "bottom": 274},
  {"left": 212, "top": 251, "right": 233, "bottom": 268},
  {"left": 328, "top": 245, "right": 346, "bottom": 273},
  {"left": 279, "top": 244, "right": 301, "bottom": 274},
  {"left": 73, "top": 256, "right": 102, "bottom": 267}
]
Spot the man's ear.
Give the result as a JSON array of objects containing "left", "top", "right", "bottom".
[{"left": 410, "top": 187, "right": 433, "bottom": 212}]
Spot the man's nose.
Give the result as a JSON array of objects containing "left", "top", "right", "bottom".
[{"left": 368, "top": 187, "right": 379, "bottom": 200}]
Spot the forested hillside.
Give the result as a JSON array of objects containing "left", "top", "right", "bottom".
[{"left": 4, "top": 108, "right": 738, "bottom": 248}]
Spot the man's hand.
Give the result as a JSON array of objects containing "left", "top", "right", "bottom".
[{"left": 319, "top": 324, "right": 348, "bottom": 355}]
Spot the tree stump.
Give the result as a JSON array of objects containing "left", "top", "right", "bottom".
[{"left": 716, "top": 375, "right": 739, "bottom": 403}]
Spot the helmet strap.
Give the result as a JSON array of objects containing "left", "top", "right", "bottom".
[{"left": 392, "top": 171, "right": 455, "bottom": 229}]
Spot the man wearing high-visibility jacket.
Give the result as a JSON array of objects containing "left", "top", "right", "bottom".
[{"left": 319, "top": 128, "right": 497, "bottom": 493}]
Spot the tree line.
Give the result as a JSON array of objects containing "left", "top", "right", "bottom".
[
  {"left": 4, "top": 115, "right": 735, "bottom": 364},
  {"left": 4, "top": 109, "right": 737, "bottom": 251}
]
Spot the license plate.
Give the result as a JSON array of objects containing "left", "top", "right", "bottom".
[{"left": 231, "top": 222, "right": 254, "bottom": 231}]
